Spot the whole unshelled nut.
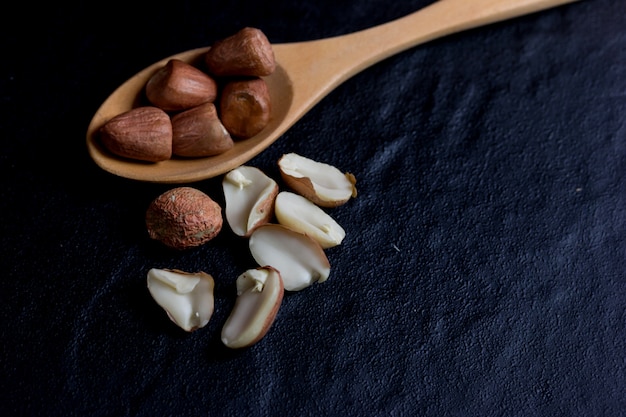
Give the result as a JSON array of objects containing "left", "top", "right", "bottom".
[
  {"left": 99, "top": 106, "right": 172, "bottom": 162},
  {"left": 146, "top": 187, "right": 223, "bottom": 250},
  {"left": 205, "top": 27, "right": 276, "bottom": 77},
  {"left": 146, "top": 59, "right": 218, "bottom": 112},
  {"left": 219, "top": 77, "right": 271, "bottom": 139},
  {"left": 171, "top": 102, "right": 234, "bottom": 157}
]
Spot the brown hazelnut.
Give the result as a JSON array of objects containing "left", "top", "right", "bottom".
[
  {"left": 146, "top": 59, "right": 218, "bottom": 111},
  {"left": 146, "top": 187, "right": 223, "bottom": 250},
  {"left": 219, "top": 77, "right": 271, "bottom": 139},
  {"left": 171, "top": 102, "right": 234, "bottom": 157},
  {"left": 205, "top": 27, "right": 276, "bottom": 77},
  {"left": 99, "top": 106, "right": 172, "bottom": 162}
]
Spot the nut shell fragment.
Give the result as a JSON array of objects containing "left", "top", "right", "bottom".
[
  {"left": 275, "top": 191, "right": 345, "bottom": 249},
  {"left": 146, "top": 187, "right": 223, "bottom": 250},
  {"left": 147, "top": 268, "right": 215, "bottom": 332},
  {"left": 222, "top": 166, "right": 278, "bottom": 237},
  {"left": 249, "top": 224, "right": 330, "bottom": 291},
  {"left": 278, "top": 153, "right": 357, "bottom": 207},
  {"left": 221, "top": 266, "right": 284, "bottom": 349}
]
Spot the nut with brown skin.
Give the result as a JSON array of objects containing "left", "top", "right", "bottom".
[
  {"left": 145, "top": 187, "right": 223, "bottom": 250},
  {"left": 222, "top": 165, "right": 278, "bottom": 237},
  {"left": 221, "top": 266, "right": 284, "bottom": 349},
  {"left": 205, "top": 27, "right": 276, "bottom": 77},
  {"left": 146, "top": 59, "right": 218, "bottom": 112},
  {"left": 99, "top": 106, "right": 172, "bottom": 162},
  {"left": 219, "top": 77, "right": 271, "bottom": 139},
  {"left": 278, "top": 153, "right": 357, "bottom": 207},
  {"left": 171, "top": 102, "right": 234, "bottom": 157}
]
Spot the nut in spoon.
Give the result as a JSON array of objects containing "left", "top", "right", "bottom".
[{"left": 86, "top": 0, "right": 579, "bottom": 183}]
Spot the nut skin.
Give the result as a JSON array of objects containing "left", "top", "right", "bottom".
[
  {"left": 145, "top": 187, "right": 223, "bottom": 250},
  {"left": 222, "top": 166, "right": 279, "bottom": 237},
  {"left": 145, "top": 59, "right": 218, "bottom": 112},
  {"left": 171, "top": 102, "right": 234, "bottom": 157},
  {"left": 99, "top": 106, "right": 172, "bottom": 162},
  {"left": 280, "top": 172, "right": 357, "bottom": 208},
  {"left": 278, "top": 153, "right": 358, "bottom": 208},
  {"left": 221, "top": 266, "right": 284, "bottom": 349},
  {"left": 205, "top": 27, "right": 276, "bottom": 77},
  {"left": 219, "top": 77, "right": 271, "bottom": 139},
  {"left": 243, "top": 185, "right": 277, "bottom": 237},
  {"left": 234, "top": 266, "right": 283, "bottom": 348}
]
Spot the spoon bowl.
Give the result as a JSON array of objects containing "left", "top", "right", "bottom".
[
  {"left": 86, "top": 0, "right": 579, "bottom": 183},
  {"left": 87, "top": 48, "right": 295, "bottom": 183}
]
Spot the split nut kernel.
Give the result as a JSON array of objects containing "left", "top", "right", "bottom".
[
  {"left": 147, "top": 268, "right": 215, "bottom": 332},
  {"left": 221, "top": 266, "right": 284, "bottom": 349},
  {"left": 275, "top": 191, "right": 345, "bottom": 249},
  {"left": 278, "top": 152, "right": 357, "bottom": 207},
  {"left": 222, "top": 165, "right": 278, "bottom": 237},
  {"left": 249, "top": 224, "right": 330, "bottom": 291}
]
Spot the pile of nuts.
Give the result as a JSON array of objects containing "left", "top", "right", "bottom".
[
  {"left": 99, "top": 27, "right": 275, "bottom": 162},
  {"left": 146, "top": 153, "right": 357, "bottom": 348},
  {"left": 99, "top": 26, "right": 360, "bottom": 348}
]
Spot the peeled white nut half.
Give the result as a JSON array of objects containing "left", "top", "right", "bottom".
[
  {"left": 275, "top": 191, "right": 345, "bottom": 249},
  {"left": 222, "top": 165, "right": 278, "bottom": 237},
  {"left": 249, "top": 224, "right": 330, "bottom": 291},
  {"left": 221, "top": 266, "right": 284, "bottom": 349},
  {"left": 147, "top": 268, "right": 215, "bottom": 332},
  {"left": 278, "top": 152, "right": 357, "bottom": 208}
]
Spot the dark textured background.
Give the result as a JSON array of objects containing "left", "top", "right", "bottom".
[{"left": 1, "top": 0, "right": 624, "bottom": 416}]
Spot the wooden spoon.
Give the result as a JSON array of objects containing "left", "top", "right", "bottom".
[{"left": 86, "top": 0, "right": 579, "bottom": 183}]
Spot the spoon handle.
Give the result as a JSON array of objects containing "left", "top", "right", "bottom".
[
  {"left": 345, "top": 0, "right": 581, "bottom": 67},
  {"left": 276, "top": 0, "right": 580, "bottom": 102}
]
